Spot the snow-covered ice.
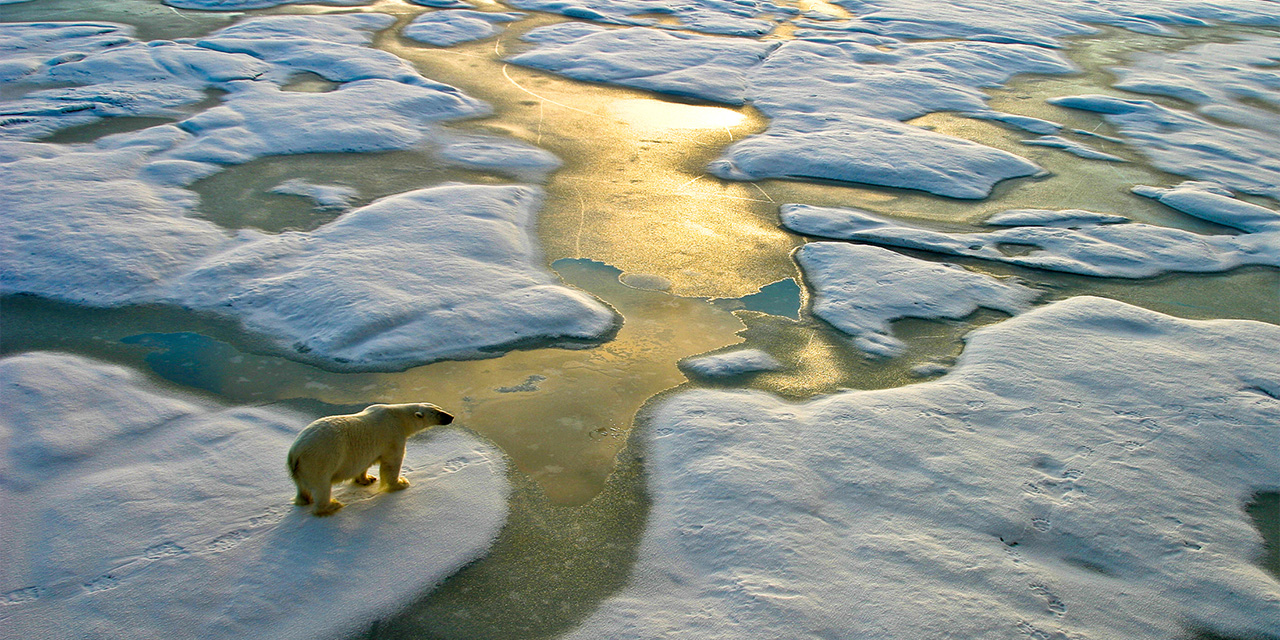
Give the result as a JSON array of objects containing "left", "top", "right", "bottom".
[
  {"left": 163, "top": 0, "right": 371, "bottom": 9},
  {"left": 1049, "top": 94, "right": 1280, "bottom": 200},
  {"left": 0, "top": 351, "right": 511, "bottom": 640},
  {"left": 1132, "top": 181, "right": 1280, "bottom": 234},
  {"left": 780, "top": 189, "right": 1280, "bottom": 278},
  {"left": 402, "top": 10, "right": 525, "bottom": 47},
  {"left": 796, "top": 242, "right": 1039, "bottom": 357},
  {"left": 269, "top": 178, "right": 359, "bottom": 210},
  {"left": 1, "top": 18, "right": 616, "bottom": 370},
  {"left": 708, "top": 113, "right": 1043, "bottom": 199},
  {"left": 168, "top": 184, "right": 620, "bottom": 370},
  {"left": 984, "top": 209, "right": 1129, "bottom": 227},
  {"left": 512, "top": 26, "right": 1070, "bottom": 197},
  {"left": 504, "top": 0, "right": 793, "bottom": 36},
  {"left": 564, "top": 296, "right": 1280, "bottom": 640},
  {"left": 680, "top": 349, "right": 783, "bottom": 378},
  {"left": 1021, "top": 135, "right": 1126, "bottom": 162}
]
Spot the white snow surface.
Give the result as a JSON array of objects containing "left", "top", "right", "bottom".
[
  {"left": 985, "top": 209, "right": 1129, "bottom": 227},
  {"left": 565, "top": 295, "right": 1280, "bottom": 640},
  {"left": 826, "top": 0, "right": 1280, "bottom": 47},
  {"left": 168, "top": 184, "right": 619, "bottom": 369},
  {"left": 402, "top": 10, "right": 525, "bottom": 47},
  {"left": 681, "top": 349, "right": 783, "bottom": 378},
  {"left": 269, "top": 178, "right": 359, "bottom": 210},
  {"left": 797, "top": 243, "right": 1039, "bottom": 357},
  {"left": 1133, "top": 181, "right": 1280, "bottom": 234},
  {"left": 1, "top": 18, "right": 613, "bottom": 370},
  {"left": 163, "top": 0, "right": 370, "bottom": 9},
  {"left": 513, "top": 26, "right": 1070, "bottom": 197},
  {"left": 1049, "top": 94, "right": 1280, "bottom": 200},
  {"left": 0, "top": 351, "right": 511, "bottom": 640},
  {"left": 780, "top": 187, "right": 1280, "bottom": 278},
  {"left": 504, "top": 0, "right": 793, "bottom": 36}
]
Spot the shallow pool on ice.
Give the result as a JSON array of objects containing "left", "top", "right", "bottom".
[{"left": 0, "top": 351, "right": 511, "bottom": 640}]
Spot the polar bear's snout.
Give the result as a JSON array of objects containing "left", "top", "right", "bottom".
[{"left": 417, "top": 406, "right": 454, "bottom": 425}]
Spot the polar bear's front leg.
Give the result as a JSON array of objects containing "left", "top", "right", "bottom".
[
  {"left": 379, "top": 445, "right": 410, "bottom": 491},
  {"left": 353, "top": 471, "right": 375, "bottom": 486}
]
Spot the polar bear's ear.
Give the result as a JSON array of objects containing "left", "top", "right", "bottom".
[{"left": 414, "top": 411, "right": 425, "bottom": 418}]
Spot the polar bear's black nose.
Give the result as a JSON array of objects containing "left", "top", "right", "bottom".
[{"left": 439, "top": 411, "right": 454, "bottom": 425}]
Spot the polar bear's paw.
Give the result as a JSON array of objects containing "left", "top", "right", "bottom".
[
  {"left": 314, "top": 500, "right": 344, "bottom": 516},
  {"left": 384, "top": 477, "right": 411, "bottom": 491},
  {"left": 353, "top": 473, "right": 376, "bottom": 486}
]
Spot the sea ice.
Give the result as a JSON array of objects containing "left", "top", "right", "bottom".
[
  {"left": 512, "top": 26, "right": 1069, "bottom": 197},
  {"left": 0, "top": 141, "right": 232, "bottom": 306},
  {"left": 167, "top": 184, "right": 620, "bottom": 370},
  {"left": 503, "top": 0, "right": 793, "bottom": 36},
  {"left": 0, "top": 351, "right": 511, "bottom": 640},
  {"left": 796, "top": 242, "right": 1039, "bottom": 357},
  {"left": 781, "top": 195, "right": 1280, "bottom": 278},
  {"left": 509, "top": 23, "right": 776, "bottom": 105},
  {"left": 681, "top": 349, "right": 783, "bottom": 378},
  {"left": 708, "top": 113, "right": 1043, "bottom": 199},
  {"left": 402, "top": 10, "right": 525, "bottom": 47},
  {"left": 1049, "top": 94, "right": 1280, "bottom": 199},
  {"left": 564, "top": 296, "right": 1280, "bottom": 640},
  {"left": 163, "top": 0, "right": 371, "bottom": 9},
  {"left": 1132, "top": 181, "right": 1280, "bottom": 234},
  {"left": 1021, "top": 135, "right": 1126, "bottom": 162},
  {"left": 269, "top": 178, "right": 359, "bottom": 210},
  {"left": 984, "top": 209, "right": 1129, "bottom": 227},
  {"left": 825, "top": 0, "right": 1280, "bottom": 47}
]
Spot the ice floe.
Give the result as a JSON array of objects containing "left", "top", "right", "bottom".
[
  {"left": 163, "top": 0, "right": 371, "bottom": 9},
  {"left": 780, "top": 184, "right": 1280, "bottom": 278},
  {"left": 269, "top": 178, "right": 358, "bottom": 210},
  {"left": 512, "top": 27, "right": 1070, "bottom": 197},
  {"left": 0, "top": 351, "right": 510, "bottom": 640},
  {"left": 402, "top": 10, "right": 525, "bottom": 47},
  {"left": 167, "top": 184, "right": 620, "bottom": 370},
  {"left": 796, "top": 242, "right": 1039, "bottom": 357},
  {"left": 822, "top": 0, "right": 1280, "bottom": 47},
  {"left": 681, "top": 349, "right": 783, "bottom": 378},
  {"left": 2, "top": 18, "right": 613, "bottom": 370},
  {"left": 1049, "top": 94, "right": 1280, "bottom": 200},
  {"left": 1021, "top": 135, "right": 1126, "bottom": 162},
  {"left": 504, "top": 0, "right": 793, "bottom": 36},
  {"left": 985, "top": 209, "right": 1129, "bottom": 227},
  {"left": 564, "top": 296, "right": 1280, "bottom": 640}
]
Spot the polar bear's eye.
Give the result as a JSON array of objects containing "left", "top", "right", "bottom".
[{"left": 414, "top": 411, "right": 424, "bottom": 418}]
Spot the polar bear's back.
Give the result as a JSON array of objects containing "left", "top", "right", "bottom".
[{"left": 287, "top": 408, "right": 402, "bottom": 481}]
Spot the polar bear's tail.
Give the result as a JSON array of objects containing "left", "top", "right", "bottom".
[{"left": 288, "top": 450, "right": 301, "bottom": 480}]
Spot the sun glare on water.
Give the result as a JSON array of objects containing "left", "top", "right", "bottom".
[{"left": 608, "top": 98, "right": 748, "bottom": 131}]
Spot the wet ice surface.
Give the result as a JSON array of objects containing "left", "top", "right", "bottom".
[
  {"left": 781, "top": 181, "right": 1280, "bottom": 279},
  {"left": 0, "top": 352, "right": 510, "bottom": 640},
  {"left": 797, "top": 242, "right": 1039, "bottom": 357},
  {"left": 566, "top": 297, "right": 1280, "bottom": 640}
]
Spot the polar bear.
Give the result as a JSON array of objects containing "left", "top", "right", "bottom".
[{"left": 287, "top": 403, "right": 454, "bottom": 516}]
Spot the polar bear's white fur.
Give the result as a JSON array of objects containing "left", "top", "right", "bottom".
[{"left": 287, "top": 403, "right": 454, "bottom": 516}]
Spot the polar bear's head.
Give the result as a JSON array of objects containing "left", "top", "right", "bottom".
[{"left": 376, "top": 402, "right": 454, "bottom": 435}]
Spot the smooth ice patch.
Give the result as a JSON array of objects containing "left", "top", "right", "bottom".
[
  {"left": 402, "top": 11, "right": 525, "bottom": 47},
  {"left": 681, "top": 349, "right": 783, "bottom": 378},
  {"left": 781, "top": 194, "right": 1280, "bottom": 278},
  {"left": 0, "top": 351, "right": 510, "bottom": 640},
  {"left": 565, "top": 296, "right": 1280, "bottom": 640},
  {"left": 985, "top": 209, "right": 1129, "bottom": 227},
  {"left": 797, "top": 242, "right": 1039, "bottom": 357}
]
